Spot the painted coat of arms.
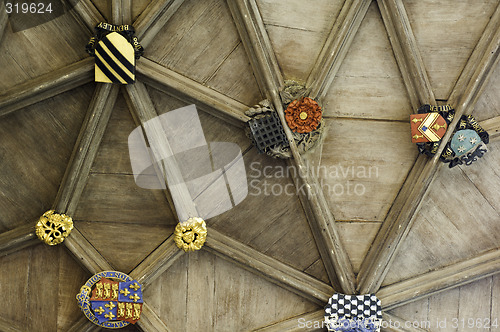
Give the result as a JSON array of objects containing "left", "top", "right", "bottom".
[{"left": 77, "top": 271, "right": 143, "bottom": 329}]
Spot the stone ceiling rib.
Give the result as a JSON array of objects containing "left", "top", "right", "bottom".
[
  {"left": 54, "top": 84, "right": 119, "bottom": 216},
  {"left": 227, "top": 0, "right": 356, "bottom": 293},
  {"left": 0, "top": 58, "right": 94, "bottom": 120},
  {"left": 378, "top": 0, "right": 435, "bottom": 109},
  {"left": 137, "top": 57, "right": 250, "bottom": 127},
  {"left": 480, "top": 115, "right": 500, "bottom": 142},
  {"left": 253, "top": 310, "right": 325, "bottom": 332},
  {"left": 306, "top": 0, "right": 371, "bottom": 101},
  {"left": 133, "top": 0, "right": 186, "bottom": 48},
  {"left": 112, "top": 0, "right": 131, "bottom": 25},
  {"left": 137, "top": 303, "right": 173, "bottom": 332},
  {"left": 357, "top": 0, "right": 500, "bottom": 295},
  {"left": 0, "top": 222, "right": 38, "bottom": 257},
  {"left": 124, "top": 81, "right": 198, "bottom": 221},
  {"left": 67, "top": 0, "right": 105, "bottom": 31},
  {"left": 0, "top": 0, "right": 497, "bottom": 329},
  {"left": 66, "top": 316, "right": 100, "bottom": 332},
  {"left": 128, "top": 233, "right": 184, "bottom": 289},
  {"left": 0, "top": 2, "right": 8, "bottom": 45},
  {"left": 205, "top": 228, "right": 334, "bottom": 305},
  {"left": 0, "top": 317, "right": 28, "bottom": 332},
  {"left": 377, "top": 248, "right": 500, "bottom": 311}
]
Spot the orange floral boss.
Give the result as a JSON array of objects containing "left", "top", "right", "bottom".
[{"left": 284, "top": 97, "right": 322, "bottom": 133}]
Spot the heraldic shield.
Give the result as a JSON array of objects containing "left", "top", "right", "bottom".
[
  {"left": 410, "top": 112, "right": 447, "bottom": 143},
  {"left": 77, "top": 271, "right": 143, "bottom": 328},
  {"left": 94, "top": 32, "right": 136, "bottom": 84}
]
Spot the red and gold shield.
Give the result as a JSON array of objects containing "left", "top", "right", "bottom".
[{"left": 410, "top": 113, "right": 447, "bottom": 143}]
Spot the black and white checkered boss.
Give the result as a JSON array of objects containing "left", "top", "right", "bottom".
[{"left": 324, "top": 294, "right": 382, "bottom": 332}]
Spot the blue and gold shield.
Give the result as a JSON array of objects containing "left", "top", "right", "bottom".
[{"left": 78, "top": 271, "right": 144, "bottom": 328}]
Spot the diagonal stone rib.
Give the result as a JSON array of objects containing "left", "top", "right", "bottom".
[
  {"left": 54, "top": 84, "right": 119, "bottom": 215},
  {"left": 307, "top": 0, "right": 372, "bottom": 101},
  {"left": 51, "top": 84, "right": 119, "bottom": 272},
  {"left": 227, "top": 0, "right": 355, "bottom": 293},
  {"left": 0, "top": 222, "right": 38, "bottom": 257},
  {"left": 357, "top": 1, "right": 500, "bottom": 294},
  {"left": 377, "top": 248, "right": 500, "bottom": 311},
  {"left": 137, "top": 303, "right": 172, "bottom": 332},
  {"left": 67, "top": 0, "right": 105, "bottom": 32},
  {"left": 124, "top": 81, "right": 198, "bottom": 221},
  {"left": 0, "top": 58, "right": 94, "bottom": 119},
  {"left": 128, "top": 233, "right": 184, "bottom": 289},
  {"left": 480, "top": 116, "right": 500, "bottom": 142},
  {"left": 252, "top": 310, "right": 325, "bottom": 332},
  {"left": 137, "top": 57, "right": 250, "bottom": 128},
  {"left": 112, "top": 0, "right": 131, "bottom": 25},
  {"left": 205, "top": 228, "right": 334, "bottom": 306},
  {"left": 0, "top": 317, "right": 28, "bottom": 332},
  {"left": 66, "top": 316, "right": 101, "bottom": 332},
  {"left": 0, "top": 1, "right": 7, "bottom": 45},
  {"left": 378, "top": 0, "right": 435, "bottom": 109},
  {"left": 133, "top": 0, "right": 185, "bottom": 48},
  {"left": 64, "top": 227, "right": 113, "bottom": 273}
]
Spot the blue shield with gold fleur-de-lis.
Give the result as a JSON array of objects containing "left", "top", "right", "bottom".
[
  {"left": 90, "top": 278, "right": 143, "bottom": 325},
  {"left": 91, "top": 300, "right": 118, "bottom": 324}
]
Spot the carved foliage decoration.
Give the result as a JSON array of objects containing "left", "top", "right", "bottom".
[
  {"left": 174, "top": 217, "right": 207, "bottom": 252},
  {"left": 246, "top": 81, "right": 324, "bottom": 159},
  {"left": 35, "top": 210, "right": 73, "bottom": 245}
]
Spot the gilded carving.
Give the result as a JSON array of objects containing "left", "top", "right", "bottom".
[
  {"left": 35, "top": 210, "right": 73, "bottom": 246},
  {"left": 174, "top": 217, "right": 207, "bottom": 252}
]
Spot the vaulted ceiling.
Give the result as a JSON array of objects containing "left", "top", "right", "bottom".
[{"left": 0, "top": 0, "right": 499, "bottom": 331}]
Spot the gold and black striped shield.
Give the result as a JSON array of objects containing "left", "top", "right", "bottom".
[{"left": 94, "top": 32, "right": 135, "bottom": 84}]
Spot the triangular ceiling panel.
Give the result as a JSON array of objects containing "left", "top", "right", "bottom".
[
  {"left": 383, "top": 150, "right": 500, "bottom": 286},
  {"left": 145, "top": 86, "right": 330, "bottom": 282},
  {"left": 316, "top": 118, "right": 418, "bottom": 223},
  {"left": 405, "top": 0, "right": 499, "bottom": 100},
  {"left": 311, "top": 2, "right": 417, "bottom": 226},
  {"left": 0, "top": 12, "right": 89, "bottom": 91},
  {"left": 90, "top": 0, "right": 111, "bottom": 22},
  {"left": 388, "top": 275, "right": 499, "bottom": 331},
  {"left": 0, "top": 84, "right": 93, "bottom": 231},
  {"left": 337, "top": 222, "right": 381, "bottom": 274},
  {"left": 0, "top": 244, "right": 90, "bottom": 331},
  {"left": 145, "top": 0, "right": 262, "bottom": 106},
  {"left": 256, "top": 0, "right": 345, "bottom": 82},
  {"left": 74, "top": 93, "right": 177, "bottom": 273},
  {"left": 323, "top": 1, "right": 413, "bottom": 121},
  {"left": 91, "top": 0, "right": 152, "bottom": 22},
  {"left": 144, "top": 250, "right": 320, "bottom": 331},
  {"left": 209, "top": 147, "right": 330, "bottom": 283},
  {"left": 473, "top": 60, "right": 500, "bottom": 122}
]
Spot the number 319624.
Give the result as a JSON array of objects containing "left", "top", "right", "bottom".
[{"left": 5, "top": 3, "right": 53, "bottom": 14}]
